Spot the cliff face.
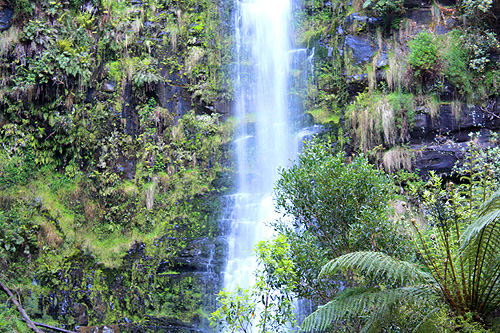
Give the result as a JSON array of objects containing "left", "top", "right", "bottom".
[
  {"left": 1, "top": 0, "right": 499, "bottom": 330},
  {"left": 296, "top": 0, "right": 500, "bottom": 177},
  {"left": 0, "top": 0, "right": 233, "bottom": 330}
]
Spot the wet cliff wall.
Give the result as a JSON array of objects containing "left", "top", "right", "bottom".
[
  {"left": 0, "top": 0, "right": 234, "bottom": 331},
  {"left": 295, "top": 0, "right": 500, "bottom": 177}
]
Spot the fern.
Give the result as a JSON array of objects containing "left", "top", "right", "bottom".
[
  {"left": 300, "top": 285, "right": 437, "bottom": 332},
  {"left": 459, "top": 189, "right": 500, "bottom": 315},
  {"left": 320, "top": 251, "right": 434, "bottom": 285},
  {"left": 301, "top": 188, "right": 500, "bottom": 332}
]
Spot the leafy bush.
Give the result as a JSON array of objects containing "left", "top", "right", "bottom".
[
  {"left": 408, "top": 31, "right": 440, "bottom": 83},
  {"left": 442, "top": 30, "right": 474, "bottom": 97},
  {"left": 301, "top": 143, "right": 500, "bottom": 332},
  {"left": 270, "top": 139, "right": 410, "bottom": 301},
  {"left": 363, "top": 0, "right": 405, "bottom": 27}
]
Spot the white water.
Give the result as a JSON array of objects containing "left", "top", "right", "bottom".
[{"left": 223, "top": 0, "right": 293, "bottom": 293}]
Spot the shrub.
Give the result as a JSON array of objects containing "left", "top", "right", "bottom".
[
  {"left": 271, "top": 139, "right": 410, "bottom": 301},
  {"left": 408, "top": 31, "right": 440, "bottom": 83}
]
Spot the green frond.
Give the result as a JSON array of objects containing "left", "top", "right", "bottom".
[
  {"left": 458, "top": 189, "right": 500, "bottom": 315},
  {"left": 460, "top": 189, "right": 500, "bottom": 249},
  {"left": 300, "top": 285, "right": 437, "bottom": 332},
  {"left": 320, "top": 251, "right": 434, "bottom": 285}
]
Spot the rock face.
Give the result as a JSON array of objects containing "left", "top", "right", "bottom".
[
  {"left": 35, "top": 237, "right": 224, "bottom": 332},
  {"left": 337, "top": 3, "right": 500, "bottom": 176},
  {"left": 0, "top": 6, "right": 13, "bottom": 31},
  {"left": 411, "top": 103, "right": 500, "bottom": 175},
  {"left": 344, "top": 35, "right": 377, "bottom": 63}
]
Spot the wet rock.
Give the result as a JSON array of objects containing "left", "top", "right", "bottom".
[
  {"left": 121, "top": 81, "right": 139, "bottom": 136},
  {"left": 92, "top": 292, "right": 108, "bottom": 324},
  {"left": 102, "top": 81, "right": 116, "bottom": 93},
  {"left": 345, "top": 13, "right": 380, "bottom": 26},
  {"left": 0, "top": 6, "right": 13, "bottom": 31},
  {"left": 155, "top": 83, "right": 192, "bottom": 118},
  {"left": 167, "top": 237, "right": 222, "bottom": 273},
  {"left": 345, "top": 35, "right": 376, "bottom": 63},
  {"left": 74, "top": 303, "right": 89, "bottom": 326},
  {"left": 214, "top": 100, "right": 231, "bottom": 116},
  {"left": 413, "top": 142, "right": 464, "bottom": 175},
  {"left": 404, "top": 8, "right": 433, "bottom": 26},
  {"left": 410, "top": 99, "right": 500, "bottom": 176},
  {"left": 404, "top": 0, "right": 424, "bottom": 8}
]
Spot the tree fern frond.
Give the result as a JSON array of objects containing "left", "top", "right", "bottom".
[
  {"left": 460, "top": 189, "right": 500, "bottom": 250},
  {"left": 320, "top": 251, "right": 434, "bottom": 285},
  {"left": 300, "top": 286, "right": 437, "bottom": 332}
]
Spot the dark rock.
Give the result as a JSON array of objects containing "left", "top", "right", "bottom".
[
  {"left": 167, "top": 237, "right": 221, "bottom": 274},
  {"left": 410, "top": 97, "right": 500, "bottom": 176},
  {"left": 345, "top": 13, "right": 380, "bottom": 26},
  {"left": 92, "top": 292, "right": 108, "bottom": 323},
  {"left": 74, "top": 303, "right": 89, "bottom": 326},
  {"left": 345, "top": 35, "right": 376, "bottom": 63},
  {"left": 214, "top": 100, "right": 231, "bottom": 116},
  {"left": 404, "top": 0, "right": 423, "bottom": 8},
  {"left": 85, "top": 88, "right": 95, "bottom": 103},
  {"left": 115, "top": 154, "right": 136, "bottom": 180},
  {"left": 102, "top": 81, "right": 116, "bottom": 93},
  {"left": 0, "top": 6, "right": 13, "bottom": 31},
  {"left": 404, "top": 8, "right": 433, "bottom": 26},
  {"left": 410, "top": 103, "right": 488, "bottom": 143},
  {"left": 376, "top": 52, "right": 388, "bottom": 67},
  {"left": 155, "top": 83, "right": 192, "bottom": 118},
  {"left": 121, "top": 81, "right": 139, "bottom": 136},
  {"left": 413, "top": 142, "right": 464, "bottom": 175}
]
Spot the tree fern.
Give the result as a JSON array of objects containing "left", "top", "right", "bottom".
[
  {"left": 300, "top": 285, "right": 437, "bottom": 332},
  {"left": 320, "top": 251, "right": 434, "bottom": 285},
  {"left": 301, "top": 251, "right": 438, "bottom": 332},
  {"left": 301, "top": 187, "right": 500, "bottom": 332},
  {"left": 459, "top": 189, "right": 500, "bottom": 316}
]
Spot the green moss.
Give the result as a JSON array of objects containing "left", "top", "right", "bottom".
[{"left": 307, "top": 108, "right": 340, "bottom": 124}]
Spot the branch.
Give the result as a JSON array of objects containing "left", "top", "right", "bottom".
[
  {"left": 26, "top": 320, "right": 77, "bottom": 333},
  {"left": 0, "top": 280, "right": 43, "bottom": 333}
]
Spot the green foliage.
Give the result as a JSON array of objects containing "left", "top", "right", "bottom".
[
  {"left": 462, "top": 30, "right": 499, "bottom": 74},
  {"left": 441, "top": 29, "right": 500, "bottom": 101},
  {"left": 0, "top": 303, "right": 30, "bottom": 333},
  {"left": 346, "top": 91, "right": 414, "bottom": 152},
  {"left": 0, "top": 199, "right": 40, "bottom": 280},
  {"left": 461, "top": 0, "right": 500, "bottom": 33},
  {"left": 210, "top": 236, "right": 297, "bottom": 332},
  {"left": 298, "top": 142, "right": 500, "bottom": 331},
  {"left": 301, "top": 252, "right": 437, "bottom": 332},
  {"left": 300, "top": 143, "right": 500, "bottom": 332},
  {"left": 210, "top": 287, "right": 255, "bottom": 333},
  {"left": 275, "top": 139, "right": 405, "bottom": 257},
  {"left": 363, "top": 0, "right": 405, "bottom": 27},
  {"left": 408, "top": 31, "right": 440, "bottom": 82},
  {"left": 301, "top": 183, "right": 500, "bottom": 331},
  {"left": 267, "top": 139, "right": 410, "bottom": 305}
]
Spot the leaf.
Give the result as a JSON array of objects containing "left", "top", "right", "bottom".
[{"left": 320, "top": 251, "right": 434, "bottom": 286}]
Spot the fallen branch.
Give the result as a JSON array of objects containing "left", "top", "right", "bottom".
[
  {"left": 0, "top": 280, "right": 43, "bottom": 333},
  {"left": 25, "top": 319, "right": 77, "bottom": 333}
]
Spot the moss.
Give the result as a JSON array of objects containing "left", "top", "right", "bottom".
[{"left": 307, "top": 108, "right": 340, "bottom": 124}]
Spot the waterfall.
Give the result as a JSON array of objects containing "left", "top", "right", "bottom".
[
  {"left": 222, "top": 0, "right": 313, "bottom": 325},
  {"left": 224, "top": 0, "right": 292, "bottom": 292}
]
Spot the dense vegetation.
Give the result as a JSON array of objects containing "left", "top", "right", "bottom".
[
  {"left": 0, "top": 0, "right": 233, "bottom": 330},
  {"left": 1, "top": 0, "right": 500, "bottom": 331}
]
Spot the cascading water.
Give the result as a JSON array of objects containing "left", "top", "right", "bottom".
[{"left": 223, "top": 0, "right": 294, "bottom": 295}]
